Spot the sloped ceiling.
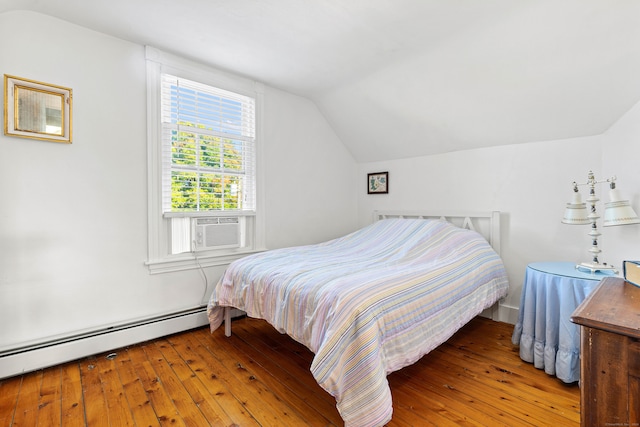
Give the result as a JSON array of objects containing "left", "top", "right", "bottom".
[{"left": 3, "top": 0, "right": 640, "bottom": 162}]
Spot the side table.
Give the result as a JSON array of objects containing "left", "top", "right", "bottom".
[{"left": 511, "top": 262, "right": 615, "bottom": 383}]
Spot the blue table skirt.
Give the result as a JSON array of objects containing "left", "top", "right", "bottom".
[{"left": 511, "top": 262, "right": 613, "bottom": 383}]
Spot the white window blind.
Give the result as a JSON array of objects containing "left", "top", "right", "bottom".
[{"left": 161, "top": 74, "right": 256, "bottom": 214}]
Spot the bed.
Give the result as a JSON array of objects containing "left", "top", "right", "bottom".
[{"left": 207, "top": 211, "right": 509, "bottom": 427}]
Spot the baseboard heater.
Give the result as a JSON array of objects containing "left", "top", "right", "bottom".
[{"left": 0, "top": 306, "right": 212, "bottom": 380}]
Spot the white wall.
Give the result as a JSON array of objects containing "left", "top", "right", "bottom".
[
  {"left": 2, "top": 8, "right": 638, "bottom": 356},
  {"left": 0, "top": 11, "right": 357, "bottom": 352},
  {"left": 263, "top": 86, "right": 358, "bottom": 248},
  {"left": 357, "top": 123, "right": 640, "bottom": 323},
  {"left": 601, "top": 101, "right": 640, "bottom": 266}
]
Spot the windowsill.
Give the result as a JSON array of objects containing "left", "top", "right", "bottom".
[
  {"left": 145, "top": 247, "right": 266, "bottom": 274},
  {"left": 163, "top": 211, "right": 256, "bottom": 218}
]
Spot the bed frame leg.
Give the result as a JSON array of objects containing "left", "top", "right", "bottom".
[{"left": 224, "top": 307, "right": 232, "bottom": 337}]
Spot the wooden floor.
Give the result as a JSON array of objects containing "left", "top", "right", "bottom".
[{"left": 0, "top": 316, "right": 579, "bottom": 426}]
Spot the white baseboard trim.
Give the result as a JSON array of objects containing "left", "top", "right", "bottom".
[
  {"left": 0, "top": 307, "right": 210, "bottom": 380},
  {"left": 497, "top": 303, "right": 519, "bottom": 325},
  {"left": 480, "top": 302, "right": 518, "bottom": 325}
]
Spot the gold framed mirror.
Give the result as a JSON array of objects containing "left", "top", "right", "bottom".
[{"left": 4, "top": 75, "right": 72, "bottom": 143}]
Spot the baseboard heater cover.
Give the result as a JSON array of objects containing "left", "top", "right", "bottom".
[{"left": 0, "top": 307, "right": 211, "bottom": 380}]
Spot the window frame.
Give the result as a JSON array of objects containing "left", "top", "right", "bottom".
[
  {"left": 145, "top": 46, "right": 265, "bottom": 274},
  {"left": 161, "top": 73, "right": 256, "bottom": 215}
]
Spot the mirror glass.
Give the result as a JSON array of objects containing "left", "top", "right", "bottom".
[{"left": 15, "top": 85, "right": 64, "bottom": 136}]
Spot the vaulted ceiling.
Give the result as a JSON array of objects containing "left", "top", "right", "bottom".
[{"left": 3, "top": 0, "right": 640, "bottom": 161}]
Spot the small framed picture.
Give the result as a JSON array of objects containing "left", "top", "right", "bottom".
[
  {"left": 367, "top": 171, "right": 388, "bottom": 194},
  {"left": 4, "top": 75, "right": 73, "bottom": 143}
]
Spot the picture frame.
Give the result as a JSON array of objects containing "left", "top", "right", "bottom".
[
  {"left": 367, "top": 171, "right": 388, "bottom": 194},
  {"left": 4, "top": 75, "right": 72, "bottom": 143}
]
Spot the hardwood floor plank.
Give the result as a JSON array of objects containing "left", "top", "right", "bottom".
[
  {"left": 140, "top": 340, "right": 214, "bottom": 427},
  {"left": 442, "top": 319, "right": 576, "bottom": 390},
  {"left": 93, "top": 353, "right": 136, "bottom": 427},
  {"left": 185, "top": 328, "right": 311, "bottom": 426},
  {"left": 0, "top": 375, "right": 22, "bottom": 426},
  {"left": 1, "top": 316, "right": 580, "bottom": 427},
  {"left": 154, "top": 337, "right": 235, "bottom": 427},
  {"left": 388, "top": 382, "right": 477, "bottom": 427},
  {"left": 36, "top": 366, "right": 62, "bottom": 427},
  {"left": 388, "top": 368, "right": 528, "bottom": 427},
  {"left": 110, "top": 347, "right": 160, "bottom": 427},
  {"left": 231, "top": 319, "right": 337, "bottom": 407},
  {"left": 10, "top": 370, "right": 41, "bottom": 427},
  {"left": 233, "top": 318, "right": 317, "bottom": 374},
  {"left": 433, "top": 343, "right": 580, "bottom": 419},
  {"left": 79, "top": 357, "right": 109, "bottom": 427},
  {"left": 60, "top": 362, "right": 85, "bottom": 427},
  {"left": 212, "top": 324, "right": 343, "bottom": 426},
  {"left": 438, "top": 325, "right": 580, "bottom": 413},
  {"left": 409, "top": 327, "right": 580, "bottom": 425},
  {"left": 126, "top": 345, "right": 188, "bottom": 427},
  {"left": 165, "top": 332, "right": 261, "bottom": 426}
]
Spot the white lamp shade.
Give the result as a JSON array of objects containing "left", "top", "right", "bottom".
[
  {"left": 562, "top": 192, "right": 589, "bottom": 225},
  {"left": 603, "top": 200, "right": 640, "bottom": 226},
  {"left": 603, "top": 188, "right": 640, "bottom": 226}
]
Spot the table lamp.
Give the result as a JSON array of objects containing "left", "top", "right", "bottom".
[{"left": 561, "top": 171, "right": 640, "bottom": 273}]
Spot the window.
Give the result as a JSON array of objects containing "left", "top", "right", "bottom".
[
  {"left": 146, "top": 47, "right": 264, "bottom": 273},
  {"left": 161, "top": 74, "right": 256, "bottom": 214}
]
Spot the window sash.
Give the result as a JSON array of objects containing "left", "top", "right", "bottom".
[{"left": 161, "top": 74, "right": 256, "bottom": 214}]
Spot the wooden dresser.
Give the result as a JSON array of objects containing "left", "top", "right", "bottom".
[{"left": 571, "top": 277, "right": 640, "bottom": 427}]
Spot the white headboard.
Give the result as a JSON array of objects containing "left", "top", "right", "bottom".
[{"left": 373, "top": 210, "right": 501, "bottom": 255}]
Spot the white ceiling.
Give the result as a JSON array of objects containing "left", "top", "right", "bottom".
[{"left": 3, "top": 0, "right": 640, "bottom": 161}]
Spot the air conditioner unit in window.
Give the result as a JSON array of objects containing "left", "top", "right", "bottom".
[{"left": 192, "top": 217, "right": 240, "bottom": 251}]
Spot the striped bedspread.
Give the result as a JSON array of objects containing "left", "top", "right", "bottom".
[{"left": 207, "top": 218, "right": 509, "bottom": 426}]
